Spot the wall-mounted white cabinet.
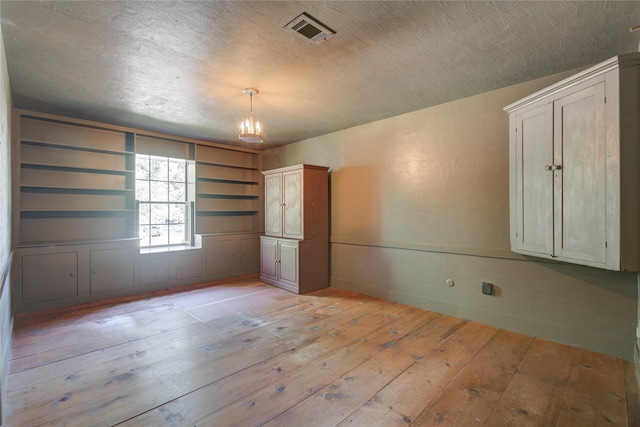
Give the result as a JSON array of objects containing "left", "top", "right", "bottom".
[
  {"left": 263, "top": 164, "right": 329, "bottom": 240},
  {"left": 504, "top": 53, "right": 640, "bottom": 271}
]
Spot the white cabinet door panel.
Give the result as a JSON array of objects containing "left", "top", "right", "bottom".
[
  {"left": 516, "top": 103, "right": 554, "bottom": 256},
  {"left": 554, "top": 83, "right": 606, "bottom": 264},
  {"left": 260, "top": 237, "right": 278, "bottom": 281},
  {"left": 278, "top": 240, "right": 299, "bottom": 288},
  {"left": 282, "top": 170, "right": 303, "bottom": 239},
  {"left": 264, "top": 173, "right": 283, "bottom": 236}
]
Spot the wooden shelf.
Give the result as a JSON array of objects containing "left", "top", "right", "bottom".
[
  {"left": 21, "top": 139, "right": 133, "bottom": 156},
  {"left": 21, "top": 210, "right": 133, "bottom": 218},
  {"left": 15, "top": 112, "right": 263, "bottom": 244},
  {"left": 16, "top": 114, "right": 137, "bottom": 245},
  {"left": 21, "top": 162, "right": 133, "bottom": 175},
  {"left": 196, "top": 193, "right": 258, "bottom": 200},
  {"left": 196, "top": 211, "right": 258, "bottom": 217},
  {"left": 196, "top": 160, "right": 258, "bottom": 171},
  {"left": 21, "top": 185, "right": 134, "bottom": 194},
  {"left": 196, "top": 177, "right": 258, "bottom": 185}
]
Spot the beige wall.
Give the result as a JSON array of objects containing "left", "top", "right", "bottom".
[
  {"left": 0, "top": 17, "right": 13, "bottom": 424},
  {"left": 262, "top": 70, "right": 638, "bottom": 360}
]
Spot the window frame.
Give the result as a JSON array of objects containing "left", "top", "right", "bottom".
[{"left": 135, "top": 154, "right": 194, "bottom": 249}]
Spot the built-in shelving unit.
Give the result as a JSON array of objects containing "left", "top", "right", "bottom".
[
  {"left": 18, "top": 116, "right": 136, "bottom": 244},
  {"left": 195, "top": 145, "right": 261, "bottom": 234},
  {"left": 12, "top": 110, "right": 263, "bottom": 313}
]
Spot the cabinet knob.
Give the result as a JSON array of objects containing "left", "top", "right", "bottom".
[
  {"left": 545, "top": 165, "right": 553, "bottom": 171},
  {"left": 92, "top": 269, "right": 96, "bottom": 274},
  {"left": 69, "top": 272, "right": 75, "bottom": 277},
  {"left": 551, "top": 164, "right": 562, "bottom": 170}
]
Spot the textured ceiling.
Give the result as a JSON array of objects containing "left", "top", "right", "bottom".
[{"left": 1, "top": 1, "right": 640, "bottom": 149}]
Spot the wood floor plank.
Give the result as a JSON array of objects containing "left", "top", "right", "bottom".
[
  {"left": 556, "top": 349, "right": 628, "bottom": 426},
  {"left": 8, "top": 295, "right": 411, "bottom": 426},
  {"left": 11, "top": 304, "right": 201, "bottom": 373},
  {"left": 190, "top": 305, "right": 438, "bottom": 427},
  {"left": 7, "top": 292, "right": 372, "bottom": 425},
  {"left": 484, "top": 338, "right": 575, "bottom": 426},
  {"left": 5, "top": 279, "right": 635, "bottom": 427},
  {"left": 410, "top": 329, "right": 534, "bottom": 426},
  {"left": 119, "top": 305, "right": 431, "bottom": 427},
  {"left": 264, "top": 318, "right": 497, "bottom": 427},
  {"left": 336, "top": 321, "right": 499, "bottom": 427},
  {"left": 78, "top": 302, "right": 419, "bottom": 427},
  {"left": 9, "top": 285, "right": 349, "bottom": 377}
]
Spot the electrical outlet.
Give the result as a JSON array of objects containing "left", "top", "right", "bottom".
[{"left": 482, "top": 282, "right": 493, "bottom": 295}]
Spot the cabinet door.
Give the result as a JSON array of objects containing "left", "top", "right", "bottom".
[
  {"left": 554, "top": 82, "right": 606, "bottom": 265},
  {"left": 22, "top": 252, "right": 78, "bottom": 304},
  {"left": 206, "top": 239, "right": 240, "bottom": 276},
  {"left": 239, "top": 237, "right": 260, "bottom": 272},
  {"left": 90, "top": 248, "right": 135, "bottom": 293},
  {"left": 176, "top": 252, "right": 202, "bottom": 280},
  {"left": 260, "top": 238, "right": 278, "bottom": 281},
  {"left": 282, "top": 169, "right": 303, "bottom": 239},
  {"left": 264, "top": 173, "right": 283, "bottom": 237},
  {"left": 515, "top": 103, "right": 554, "bottom": 256},
  {"left": 138, "top": 254, "right": 170, "bottom": 286},
  {"left": 278, "top": 240, "right": 299, "bottom": 288}
]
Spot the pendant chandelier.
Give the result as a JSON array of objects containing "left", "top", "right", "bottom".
[{"left": 238, "top": 88, "right": 263, "bottom": 143}]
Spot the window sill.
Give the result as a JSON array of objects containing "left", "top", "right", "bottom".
[{"left": 140, "top": 243, "right": 202, "bottom": 255}]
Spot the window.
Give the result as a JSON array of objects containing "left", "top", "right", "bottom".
[{"left": 136, "top": 154, "right": 190, "bottom": 248}]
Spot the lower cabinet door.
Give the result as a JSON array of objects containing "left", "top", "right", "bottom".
[
  {"left": 240, "top": 237, "right": 260, "bottom": 272},
  {"left": 175, "top": 251, "right": 202, "bottom": 280},
  {"left": 260, "top": 237, "right": 278, "bottom": 281},
  {"left": 22, "top": 252, "right": 78, "bottom": 304},
  {"left": 90, "top": 248, "right": 135, "bottom": 293},
  {"left": 138, "top": 253, "right": 171, "bottom": 286},
  {"left": 278, "top": 240, "right": 299, "bottom": 288},
  {"left": 206, "top": 239, "right": 240, "bottom": 276}
]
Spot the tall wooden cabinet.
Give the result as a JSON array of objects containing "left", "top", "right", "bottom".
[
  {"left": 504, "top": 53, "right": 640, "bottom": 271},
  {"left": 260, "top": 164, "right": 329, "bottom": 293}
]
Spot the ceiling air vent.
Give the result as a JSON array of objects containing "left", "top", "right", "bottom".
[{"left": 284, "top": 12, "right": 335, "bottom": 44}]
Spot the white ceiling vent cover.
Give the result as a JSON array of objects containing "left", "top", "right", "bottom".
[{"left": 284, "top": 12, "right": 336, "bottom": 44}]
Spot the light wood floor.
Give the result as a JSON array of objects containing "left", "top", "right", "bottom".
[{"left": 5, "top": 276, "right": 640, "bottom": 426}]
